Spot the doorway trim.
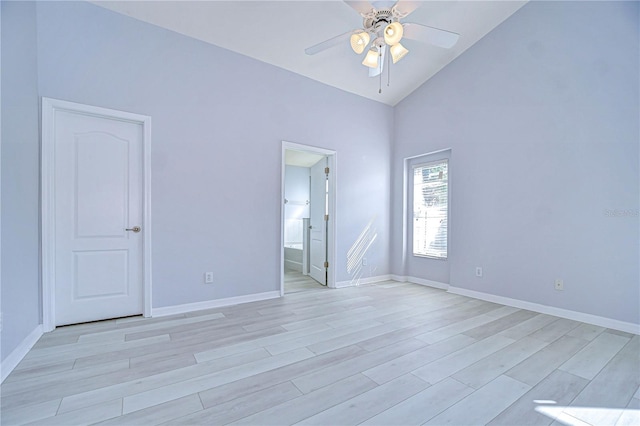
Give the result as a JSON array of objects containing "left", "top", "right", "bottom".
[
  {"left": 281, "top": 141, "right": 337, "bottom": 295},
  {"left": 41, "top": 97, "right": 153, "bottom": 332}
]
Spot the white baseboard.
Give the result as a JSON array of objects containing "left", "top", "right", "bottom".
[
  {"left": 336, "top": 274, "right": 392, "bottom": 289},
  {"left": 407, "top": 276, "right": 449, "bottom": 290},
  {"left": 390, "top": 274, "right": 407, "bottom": 282},
  {"left": 390, "top": 275, "right": 449, "bottom": 290},
  {"left": 1, "top": 325, "right": 43, "bottom": 383},
  {"left": 448, "top": 286, "right": 640, "bottom": 335},
  {"left": 389, "top": 276, "right": 638, "bottom": 335},
  {"left": 284, "top": 260, "right": 302, "bottom": 272},
  {"left": 152, "top": 291, "right": 281, "bottom": 317}
]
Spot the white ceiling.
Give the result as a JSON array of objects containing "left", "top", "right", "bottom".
[
  {"left": 285, "top": 149, "right": 325, "bottom": 167},
  {"left": 92, "top": 0, "right": 527, "bottom": 106}
]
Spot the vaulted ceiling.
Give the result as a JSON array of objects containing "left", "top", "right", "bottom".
[{"left": 93, "top": 1, "right": 527, "bottom": 106}]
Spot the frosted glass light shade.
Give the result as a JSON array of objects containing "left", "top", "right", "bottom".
[
  {"left": 350, "top": 32, "right": 370, "bottom": 54},
  {"left": 390, "top": 43, "right": 409, "bottom": 63},
  {"left": 362, "top": 48, "right": 379, "bottom": 68},
  {"left": 384, "top": 22, "right": 403, "bottom": 46}
]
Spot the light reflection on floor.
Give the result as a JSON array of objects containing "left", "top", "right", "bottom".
[{"left": 535, "top": 400, "right": 640, "bottom": 425}]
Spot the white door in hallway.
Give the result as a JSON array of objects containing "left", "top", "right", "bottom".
[
  {"left": 53, "top": 109, "right": 144, "bottom": 326},
  {"left": 309, "top": 157, "right": 328, "bottom": 285}
]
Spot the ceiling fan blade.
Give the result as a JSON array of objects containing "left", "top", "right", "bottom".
[
  {"left": 392, "top": 0, "right": 421, "bottom": 18},
  {"left": 369, "top": 45, "right": 386, "bottom": 77},
  {"left": 344, "top": 1, "right": 374, "bottom": 16},
  {"left": 372, "top": 1, "right": 396, "bottom": 9},
  {"left": 305, "top": 30, "right": 354, "bottom": 55},
  {"left": 403, "top": 22, "right": 460, "bottom": 48}
]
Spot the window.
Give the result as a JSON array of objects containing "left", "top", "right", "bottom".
[{"left": 413, "top": 159, "right": 448, "bottom": 258}]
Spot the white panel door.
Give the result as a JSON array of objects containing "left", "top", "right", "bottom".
[
  {"left": 54, "top": 110, "right": 143, "bottom": 326},
  {"left": 309, "top": 158, "right": 328, "bottom": 285}
]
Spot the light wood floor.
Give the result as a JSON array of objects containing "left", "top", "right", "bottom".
[
  {"left": 2, "top": 281, "right": 638, "bottom": 425},
  {"left": 284, "top": 270, "right": 326, "bottom": 294}
]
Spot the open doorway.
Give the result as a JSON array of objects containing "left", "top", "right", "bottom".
[{"left": 281, "top": 142, "right": 336, "bottom": 295}]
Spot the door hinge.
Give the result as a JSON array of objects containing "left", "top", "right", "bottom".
[
  {"left": 324, "top": 214, "right": 329, "bottom": 221},
  {"left": 324, "top": 261, "right": 329, "bottom": 268},
  {"left": 324, "top": 167, "right": 330, "bottom": 175}
]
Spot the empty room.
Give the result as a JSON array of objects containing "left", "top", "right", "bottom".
[{"left": 1, "top": 0, "right": 638, "bottom": 425}]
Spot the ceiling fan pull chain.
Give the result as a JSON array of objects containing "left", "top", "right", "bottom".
[
  {"left": 379, "top": 51, "right": 383, "bottom": 94},
  {"left": 387, "top": 47, "right": 391, "bottom": 87}
]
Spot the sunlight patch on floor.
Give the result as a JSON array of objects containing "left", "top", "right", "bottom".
[{"left": 535, "top": 402, "right": 639, "bottom": 425}]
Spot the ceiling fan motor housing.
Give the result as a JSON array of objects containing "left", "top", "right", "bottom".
[{"left": 363, "top": 8, "right": 401, "bottom": 37}]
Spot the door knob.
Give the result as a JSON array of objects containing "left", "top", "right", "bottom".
[{"left": 126, "top": 226, "right": 141, "bottom": 233}]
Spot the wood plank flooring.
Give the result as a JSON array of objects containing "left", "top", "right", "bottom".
[
  {"left": 1, "top": 281, "right": 638, "bottom": 425},
  {"left": 284, "top": 270, "right": 326, "bottom": 294}
]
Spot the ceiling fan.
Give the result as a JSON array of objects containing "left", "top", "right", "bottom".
[{"left": 305, "top": 0, "right": 460, "bottom": 85}]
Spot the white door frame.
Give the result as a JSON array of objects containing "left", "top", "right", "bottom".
[
  {"left": 41, "top": 97, "right": 153, "bottom": 332},
  {"left": 281, "top": 141, "right": 337, "bottom": 295}
]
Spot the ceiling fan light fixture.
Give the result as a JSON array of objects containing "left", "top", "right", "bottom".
[
  {"left": 390, "top": 42, "right": 409, "bottom": 64},
  {"left": 384, "top": 22, "right": 403, "bottom": 46},
  {"left": 362, "top": 48, "right": 379, "bottom": 68},
  {"left": 350, "top": 31, "right": 371, "bottom": 54}
]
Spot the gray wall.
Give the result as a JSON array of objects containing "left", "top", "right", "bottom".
[
  {"left": 284, "top": 165, "right": 311, "bottom": 222},
  {"left": 35, "top": 1, "right": 393, "bottom": 309},
  {"left": 392, "top": 1, "right": 639, "bottom": 324},
  {"left": 284, "top": 165, "right": 310, "bottom": 246},
  {"left": 1, "top": 1, "right": 41, "bottom": 361}
]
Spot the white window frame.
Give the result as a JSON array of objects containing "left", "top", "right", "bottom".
[{"left": 408, "top": 156, "right": 450, "bottom": 260}]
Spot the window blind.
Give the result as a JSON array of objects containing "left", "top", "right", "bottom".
[{"left": 413, "top": 159, "right": 448, "bottom": 258}]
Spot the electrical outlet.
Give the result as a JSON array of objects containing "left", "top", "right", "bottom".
[
  {"left": 555, "top": 279, "right": 564, "bottom": 291},
  {"left": 362, "top": 258, "right": 368, "bottom": 266},
  {"left": 205, "top": 272, "right": 214, "bottom": 284},
  {"left": 475, "top": 267, "right": 483, "bottom": 277}
]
